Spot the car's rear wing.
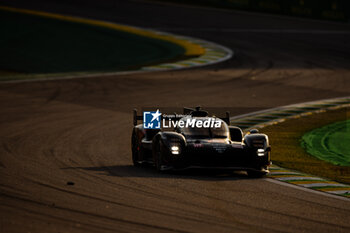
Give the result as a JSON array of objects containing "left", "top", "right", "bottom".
[
  {"left": 221, "top": 112, "right": 230, "bottom": 125},
  {"left": 133, "top": 107, "right": 230, "bottom": 126},
  {"left": 133, "top": 109, "right": 143, "bottom": 126}
]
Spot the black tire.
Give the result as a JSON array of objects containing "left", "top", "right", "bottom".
[
  {"left": 154, "top": 140, "right": 164, "bottom": 172},
  {"left": 131, "top": 131, "right": 141, "bottom": 167}
]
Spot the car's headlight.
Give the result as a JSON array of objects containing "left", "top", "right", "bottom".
[
  {"left": 257, "top": 148, "right": 265, "bottom": 156},
  {"left": 171, "top": 145, "right": 180, "bottom": 155}
]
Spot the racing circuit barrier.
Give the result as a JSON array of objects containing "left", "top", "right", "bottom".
[{"left": 163, "top": 0, "right": 349, "bottom": 22}]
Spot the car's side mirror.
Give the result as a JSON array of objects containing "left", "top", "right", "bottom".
[{"left": 249, "top": 129, "right": 259, "bottom": 134}]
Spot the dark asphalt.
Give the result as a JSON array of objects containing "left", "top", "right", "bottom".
[{"left": 0, "top": 0, "right": 350, "bottom": 232}]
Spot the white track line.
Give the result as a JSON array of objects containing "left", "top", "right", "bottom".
[
  {"left": 265, "top": 178, "right": 350, "bottom": 202},
  {"left": 276, "top": 176, "right": 325, "bottom": 181},
  {"left": 154, "top": 28, "right": 350, "bottom": 34},
  {"left": 300, "top": 183, "right": 348, "bottom": 188}
]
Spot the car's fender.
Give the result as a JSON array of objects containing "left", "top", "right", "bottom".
[
  {"left": 243, "top": 133, "right": 270, "bottom": 150},
  {"left": 152, "top": 132, "right": 186, "bottom": 162},
  {"left": 243, "top": 133, "right": 271, "bottom": 165}
]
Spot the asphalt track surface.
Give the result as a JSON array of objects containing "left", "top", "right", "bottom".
[{"left": 1, "top": 0, "right": 350, "bottom": 232}]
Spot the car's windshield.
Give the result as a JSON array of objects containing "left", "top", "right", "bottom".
[
  {"left": 179, "top": 118, "right": 228, "bottom": 139},
  {"left": 211, "top": 124, "right": 229, "bottom": 138}
]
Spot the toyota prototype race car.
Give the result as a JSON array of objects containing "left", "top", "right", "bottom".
[{"left": 131, "top": 107, "right": 271, "bottom": 177}]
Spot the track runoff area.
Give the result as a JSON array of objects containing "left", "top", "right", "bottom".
[
  {"left": 302, "top": 120, "right": 350, "bottom": 167},
  {"left": 230, "top": 97, "right": 350, "bottom": 199},
  {"left": 0, "top": 6, "right": 231, "bottom": 83}
]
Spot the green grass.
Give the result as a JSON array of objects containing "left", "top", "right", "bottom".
[
  {"left": 0, "top": 9, "right": 185, "bottom": 79},
  {"left": 261, "top": 107, "right": 350, "bottom": 184},
  {"left": 301, "top": 120, "right": 350, "bottom": 166}
]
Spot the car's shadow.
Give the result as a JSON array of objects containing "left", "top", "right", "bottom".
[{"left": 63, "top": 164, "right": 259, "bottom": 181}]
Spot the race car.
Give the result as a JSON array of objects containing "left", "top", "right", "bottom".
[{"left": 131, "top": 107, "right": 271, "bottom": 177}]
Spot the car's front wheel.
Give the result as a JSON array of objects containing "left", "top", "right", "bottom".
[
  {"left": 131, "top": 131, "right": 141, "bottom": 167},
  {"left": 154, "top": 140, "right": 164, "bottom": 172}
]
